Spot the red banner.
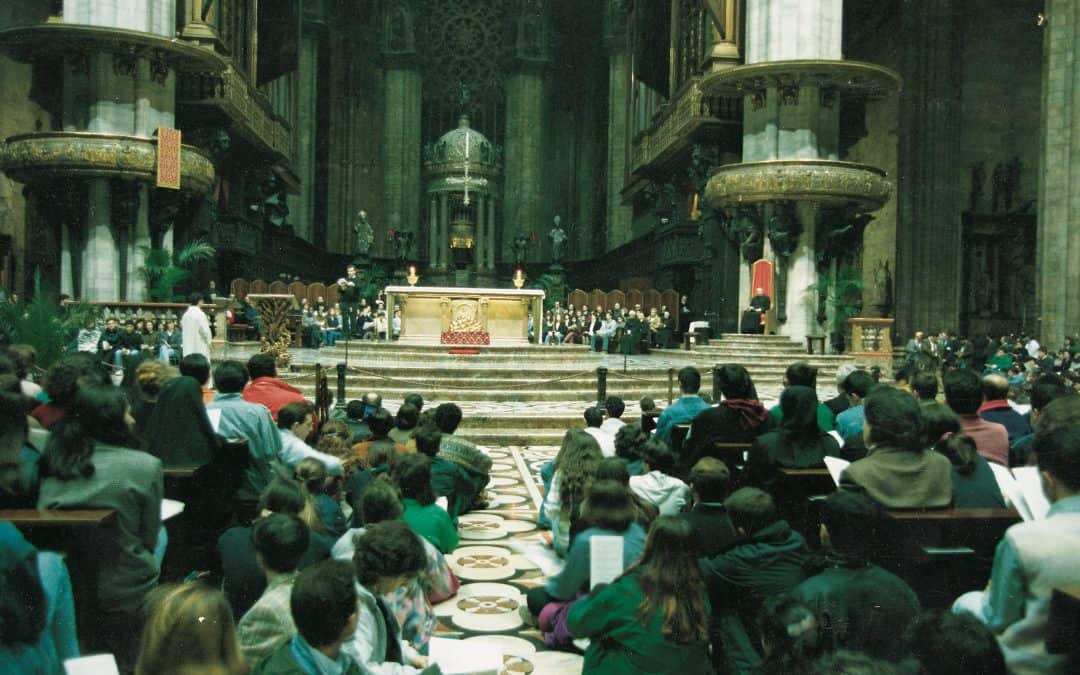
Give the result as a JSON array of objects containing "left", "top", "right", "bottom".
[{"left": 156, "top": 127, "right": 181, "bottom": 190}]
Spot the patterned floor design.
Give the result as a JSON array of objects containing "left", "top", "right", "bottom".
[{"left": 433, "top": 444, "right": 584, "bottom": 674}]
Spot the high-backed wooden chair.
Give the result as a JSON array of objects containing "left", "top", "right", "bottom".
[
  {"left": 289, "top": 281, "right": 306, "bottom": 304},
  {"left": 250, "top": 279, "right": 269, "bottom": 294},
  {"left": 627, "top": 289, "right": 644, "bottom": 312},
  {"left": 269, "top": 280, "right": 289, "bottom": 295},
  {"left": 751, "top": 259, "right": 776, "bottom": 334},
  {"left": 607, "top": 289, "right": 626, "bottom": 313},
  {"left": 588, "top": 289, "right": 606, "bottom": 312},
  {"left": 567, "top": 289, "right": 588, "bottom": 311},
  {"left": 307, "top": 282, "right": 327, "bottom": 306},
  {"left": 230, "top": 278, "right": 249, "bottom": 301}
]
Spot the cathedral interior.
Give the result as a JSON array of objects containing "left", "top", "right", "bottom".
[{"left": 0, "top": 0, "right": 1075, "bottom": 347}]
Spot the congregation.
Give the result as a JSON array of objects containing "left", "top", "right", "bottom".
[{"left": 2, "top": 322, "right": 1079, "bottom": 674}]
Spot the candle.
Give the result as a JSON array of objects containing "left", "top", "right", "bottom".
[
  {"left": 409, "top": 265, "right": 416, "bottom": 276},
  {"left": 515, "top": 268, "right": 523, "bottom": 279}
]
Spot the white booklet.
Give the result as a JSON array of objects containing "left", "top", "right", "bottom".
[
  {"left": 206, "top": 407, "right": 222, "bottom": 432},
  {"left": 161, "top": 498, "right": 185, "bottom": 521},
  {"left": 428, "top": 637, "right": 503, "bottom": 675},
  {"left": 824, "top": 456, "right": 851, "bottom": 486},
  {"left": 65, "top": 655, "right": 120, "bottom": 675},
  {"left": 988, "top": 462, "right": 1030, "bottom": 519},
  {"left": 1012, "top": 466, "right": 1051, "bottom": 520},
  {"left": 589, "top": 535, "right": 624, "bottom": 588}
]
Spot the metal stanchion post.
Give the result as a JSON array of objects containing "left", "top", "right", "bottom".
[
  {"left": 713, "top": 364, "right": 722, "bottom": 402},
  {"left": 335, "top": 362, "right": 347, "bottom": 411},
  {"left": 667, "top": 367, "right": 675, "bottom": 405},
  {"left": 596, "top": 367, "right": 608, "bottom": 406}
]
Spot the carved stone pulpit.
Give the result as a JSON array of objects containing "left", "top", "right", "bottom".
[{"left": 247, "top": 293, "right": 298, "bottom": 367}]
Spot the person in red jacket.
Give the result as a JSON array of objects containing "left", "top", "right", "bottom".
[{"left": 242, "top": 353, "right": 308, "bottom": 423}]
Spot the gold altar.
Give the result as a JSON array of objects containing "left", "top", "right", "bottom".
[{"left": 384, "top": 285, "right": 544, "bottom": 346}]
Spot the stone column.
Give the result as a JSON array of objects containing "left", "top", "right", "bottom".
[
  {"left": 428, "top": 196, "right": 438, "bottom": 268},
  {"left": 487, "top": 196, "right": 496, "bottom": 269},
  {"left": 82, "top": 180, "right": 119, "bottom": 299},
  {"left": 1036, "top": 0, "right": 1080, "bottom": 344},
  {"left": 293, "top": 21, "right": 320, "bottom": 242},
  {"left": 475, "top": 194, "right": 486, "bottom": 273},
  {"left": 895, "top": 0, "right": 963, "bottom": 338},
  {"left": 603, "top": 4, "right": 632, "bottom": 251},
  {"left": 504, "top": 70, "right": 544, "bottom": 264},
  {"left": 380, "top": 2, "right": 421, "bottom": 255},
  {"left": 438, "top": 192, "right": 449, "bottom": 270}
]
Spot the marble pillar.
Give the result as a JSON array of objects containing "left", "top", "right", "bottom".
[
  {"left": 382, "top": 66, "right": 422, "bottom": 252},
  {"left": 294, "top": 27, "right": 319, "bottom": 242},
  {"left": 428, "top": 196, "right": 437, "bottom": 268},
  {"left": 895, "top": 0, "right": 963, "bottom": 338},
  {"left": 487, "top": 196, "right": 496, "bottom": 269},
  {"left": 58, "top": 1, "right": 178, "bottom": 300},
  {"left": 503, "top": 70, "right": 544, "bottom": 263},
  {"left": 1036, "top": 0, "right": 1080, "bottom": 344},
  {"left": 475, "top": 195, "right": 486, "bottom": 273},
  {"left": 603, "top": 16, "right": 632, "bottom": 252},
  {"left": 739, "top": 0, "right": 843, "bottom": 339},
  {"left": 438, "top": 193, "right": 449, "bottom": 270}
]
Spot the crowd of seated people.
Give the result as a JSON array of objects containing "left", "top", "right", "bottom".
[
  {"left": 903, "top": 329, "right": 1080, "bottom": 386},
  {"left": 0, "top": 340, "right": 510, "bottom": 673},
  {"left": 4, "top": 330, "right": 1080, "bottom": 674},
  {"left": 541, "top": 301, "right": 677, "bottom": 351},
  {"left": 526, "top": 359, "right": 1080, "bottom": 673}
]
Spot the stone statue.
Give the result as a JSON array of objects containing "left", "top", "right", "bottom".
[
  {"left": 512, "top": 231, "right": 531, "bottom": 265},
  {"left": 549, "top": 215, "right": 567, "bottom": 263},
  {"left": 390, "top": 229, "right": 413, "bottom": 261},
  {"left": 729, "top": 207, "right": 763, "bottom": 262},
  {"left": 870, "top": 259, "right": 893, "bottom": 317},
  {"left": 766, "top": 204, "right": 801, "bottom": 258},
  {"left": 353, "top": 210, "right": 374, "bottom": 257}
]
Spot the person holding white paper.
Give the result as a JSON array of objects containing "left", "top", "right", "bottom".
[
  {"left": 953, "top": 415, "right": 1080, "bottom": 675},
  {"left": 566, "top": 517, "right": 712, "bottom": 674},
  {"left": 525, "top": 481, "right": 647, "bottom": 648}
]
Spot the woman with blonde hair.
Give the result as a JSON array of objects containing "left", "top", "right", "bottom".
[
  {"left": 136, "top": 582, "right": 246, "bottom": 675},
  {"left": 294, "top": 456, "right": 346, "bottom": 538}
]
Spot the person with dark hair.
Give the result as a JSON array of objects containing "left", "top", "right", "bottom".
[
  {"left": 911, "top": 371, "right": 939, "bottom": 401},
  {"left": 582, "top": 405, "right": 615, "bottom": 457},
  {"left": 769, "top": 362, "right": 836, "bottom": 432},
  {"left": 685, "top": 364, "right": 775, "bottom": 468},
  {"left": 403, "top": 392, "right": 424, "bottom": 413},
  {"left": 156, "top": 319, "right": 183, "bottom": 364},
  {"left": 793, "top": 490, "right": 921, "bottom": 662},
  {"left": 746, "top": 385, "right": 841, "bottom": 497},
  {"left": 252, "top": 559, "right": 365, "bottom": 674},
  {"left": 756, "top": 595, "right": 822, "bottom": 675},
  {"left": 594, "top": 457, "right": 658, "bottom": 530},
  {"left": 953, "top": 404, "right": 1080, "bottom": 673},
  {"left": 412, "top": 424, "right": 465, "bottom": 514},
  {"left": 567, "top": 517, "right": 712, "bottom": 673},
  {"left": 179, "top": 352, "right": 215, "bottom": 403},
  {"left": 628, "top": 439, "right": 690, "bottom": 515},
  {"left": 808, "top": 649, "right": 906, "bottom": 674},
  {"left": 181, "top": 292, "right": 212, "bottom": 360},
  {"left": 526, "top": 480, "right": 647, "bottom": 646},
  {"left": 434, "top": 402, "right": 491, "bottom": 514},
  {"left": 543, "top": 429, "right": 603, "bottom": 556},
  {"left": 215, "top": 478, "right": 333, "bottom": 619},
  {"left": 6, "top": 344, "right": 41, "bottom": 398},
  {"left": 677, "top": 457, "right": 738, "bottom": 557},
  {"left": 97, "top": 317, "right": 123, "bottom": 366},
  {"left": 144, "top": 375, "right": 219, "bottom": 468},
  {"left": 333, "top": 399, "right": 373, "bottom": 443},
  {"left": 0, "top": 522, "right": 80, "bottom": 672},
  {"left": 389, "top": 402, "right": 420, "bottom": 448},
  {"left": 840, "top": 386, "right": 952, "bottom": 509},
  {"left": 243, "top": 353, "right": 308, "bottom": 422},
  {"left": 655, "top": 366, "right": 710, "bottom": 445},
  {"left": 394, "top": 454, "right": 458, "bottom": 553},
  {"left": 37, "top": 385, "right": 163, "bottom": 666},
  {"left": 278, "top": 401, "right": 343, "bottom": 475},
  {"left": 352, "top": 407, "right": 407, "bottom": 467},
  {"left": 30, "top": 352, "right": 109, "bottom": 429},
  {"left": 639, "top": 396, "right": 660, "bottom": 434},
  {"left": 0, "top": 375, "right": 42, "bottom": 509},
  {"left": 209, "top": 360, "right": 282, "bottom": 516},
  {"left": 1010, "top": 374, "right": 1075, "bottom": 465},
  {"left": 921, "top": 401, "right": 1004, "bottom": 508},
  {"left": 601, "top": 396, "right": 626, "bottom": 437},
  {"left": 346, "top": 521, "right": 431, "bottom": 672},
  {"left": 978, "top": 373, "right": 1032, "bottom": 443},
  {"left": 905, "top": 611, "right": 1006, "bottom": 675},
  {"left": 699, "top": 486, "right": 814, "bottom": 672},
  {"left": 237, "top": 513, "right": 311, "bottom": 663},
  {"left": 613, "top": 422, "right": 648, "bottom": 476},
  {"left": 836, "top": 370, "right": 876, "bottom": 441},
  {"left": 331, "top": 480, "right": 459, "bottom": 655},
  {"left": 944, "top": 368, "right": 1009, "bottom": 466}
]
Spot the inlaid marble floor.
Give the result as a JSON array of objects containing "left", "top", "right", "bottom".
[{"left": 435, "top": 444, "right": 584, "bottom": 674}]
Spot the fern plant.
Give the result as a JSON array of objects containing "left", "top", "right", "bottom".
[
  {"left": 808, "top": 264, "right": 863, "bottom": 335},
  {"left": 137, "top": 240, "right": 216, "bottom": 301},
  {"left": 0, "top": 270, "right": 100, "bottom": 369}
]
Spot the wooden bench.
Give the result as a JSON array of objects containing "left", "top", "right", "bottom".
[
  {"left": 0, "top": 509, "right": 117, "bottom": 646},
  {"left": 884, "top": 508, "right": 1020, "bottom": 609}
]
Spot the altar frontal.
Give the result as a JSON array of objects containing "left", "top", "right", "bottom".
[{"left": 385, "top": 285, "right": 544, "bottom": 346}]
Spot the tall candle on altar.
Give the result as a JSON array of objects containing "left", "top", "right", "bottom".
[
  {"left": 409, "top": 265, "right": 417, "bottom": 276},
  {"left": 515, "top": 268, "right": 523, "bottom": 280}
]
